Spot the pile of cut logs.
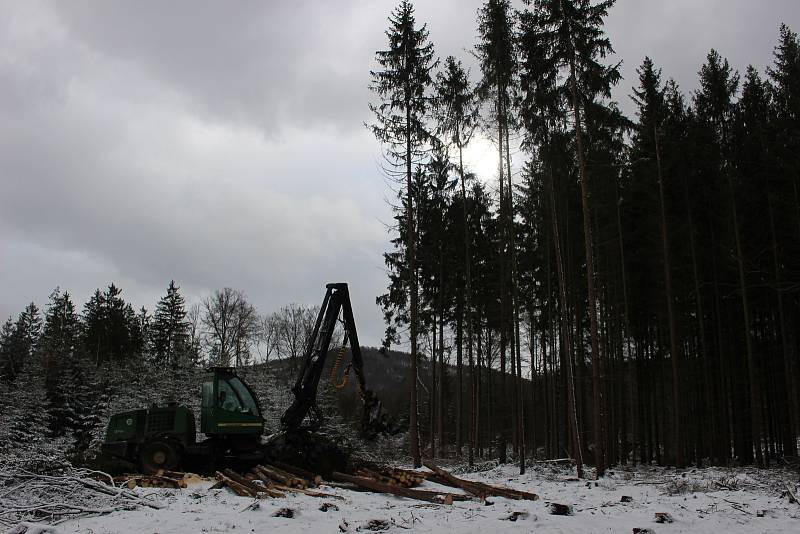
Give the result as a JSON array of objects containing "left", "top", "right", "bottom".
[
  {"left": 208, "top": 461, "right": 538, "bottom": 506},
  {"left": 113, "top": 461, "right": 537, "bottom": 506},
  {"left": 214, "top": 462, "right": 340, "bottom": 500}
]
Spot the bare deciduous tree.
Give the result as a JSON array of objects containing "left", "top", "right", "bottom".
[
  {"left": 257, "top": 312, "right": 280, "bottom": 364},
  {"left": 201, "top": 288, "right": 258, "bottom": 367},
  {"left": 274, "top": 303, "right": 321, "bottom": 361}
]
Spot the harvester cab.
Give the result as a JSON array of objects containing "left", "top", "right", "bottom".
[{"left": 200, "top": 367, "right": 264, "bottom": 437}]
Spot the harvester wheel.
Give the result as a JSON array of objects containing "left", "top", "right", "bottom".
[{"left": 139, "top": 441, "right": 178, "bottom": 474}]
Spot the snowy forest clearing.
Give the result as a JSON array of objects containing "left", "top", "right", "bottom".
[{"left": 10, "top": 463, "right": 796, "bottom": 534}]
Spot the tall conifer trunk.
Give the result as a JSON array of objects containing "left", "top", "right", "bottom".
[
  {"left": 497, "top": 91, "right": 508, "bottom": 464},
  {"left": 504, "top": 109, "right": 525, "bottom": 473},
  {"left": 768, "top": 193, "right": 798, "bottom": 456},
  {"left": 684, "top": 177, "right": 714, "bottom": 461},
  {"left": 459, "top": 134, "right": 476, "bottom": 465},
  {"left": 547, "top": 158, "right": 584, "bottom": 478},
  {"left": 570, "top": 60, "right": 606, "bottom": 476},
  {"left": 654, "top": 125, "right": 683, "bottom": 466},
  {"left": 431, "top": 316, "right": 437, "bottom": 458},
  {"left": 726, "top": 170, "right": 763, "bottom": 467},
  {"left": 406, "top": 100, "right": 421, "bottom": 467}
]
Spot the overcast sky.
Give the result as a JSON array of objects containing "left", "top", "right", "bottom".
[{"left": 1, "top": 0, "right": 797, "bottom": 348}]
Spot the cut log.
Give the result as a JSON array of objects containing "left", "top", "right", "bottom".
[
  {"left": 218, "top": 470, "right": 281, "bottom": 498},
  {"left": 272, "top": 460, "right": 323, "bottom": 486},
  {"left": 423, "top": 473, "right": 459, "bottom": 488},
  {"left": 330, "top": 472, "right": 458, "bottom": 505},
  {"left": 263, "top": 464, "right": 310, "bottom": 488},
  {"left": 364, "top": 467, "right": 425, "bottom": 488},
  {"left": 215, "top": 471, "right": 257, "bottom": 497},
  {"left": 379, "top": 467, "right": 424, "bottom": 487},
  {"left": 253, "top": 466, "right": 285, "bottom": 485},
  {"left": 257, "top": 465, "right": 306, "bottom": 488},
  {"left": 273, "top": 484, "right": 345, "bottom": 500},
  {"left": 321, "top": 481, "right": 372, "bottom": 493},
  {"left": 252, "top": 467, "right": 292, "bottom": 497},
  {"left": 422, "top": 461, "right": 539, "bottom": 501},
  {"left": 225, "top": 469, "right": 285, "bottom": 498},
  {"left": 357, "top": 468, "right": 401, "bottom": 487},
  {"left": 223, "top": 469, "right": 263, "bottom": 493}
]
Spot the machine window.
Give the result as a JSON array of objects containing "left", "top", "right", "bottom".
[
  {"left": 228, "top": 377, "right": 260, "bottom": 416},
  {"left": 217, "top": 381, "right": 242, "bottom": 412},
  {"left": 201, "top": 381, "right": 214, "bottom": 408}
]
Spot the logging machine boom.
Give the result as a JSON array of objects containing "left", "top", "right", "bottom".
[{"left": 102, "top": 283, "right": 394, "bottom": 474}]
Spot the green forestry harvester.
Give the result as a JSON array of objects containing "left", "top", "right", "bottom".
[{"left": 102, "top": 283, "right": 397, "bottom": 475}]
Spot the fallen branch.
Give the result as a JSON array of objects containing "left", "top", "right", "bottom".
[{"left": 0, "top": 468, "right": 164, "bottom": 530}]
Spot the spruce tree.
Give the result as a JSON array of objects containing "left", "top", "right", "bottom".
[
  {"left": 0, "top": 303, "right": 43, "bottom": 380},
  {"left": 151, "top": 280, "right": 190, "bottom": 368},
  {"left": 40, "top": 288, "right": 80, "bottom": 362},
  {"left": 369, "top": 0, "right": 436, "bottom": 467},
  {"left": 40, "top": 289, "right": 81, "bottom": 436},
  {"left": 0, "top": 318, "right": 15, "bottom": 381},
  {"left": 630, "top": 57, "right": 685, "bottom": 466},
  {"left": 81, "top": 289, "right": 105, "bottom": 365},
  {"left": 82, "top": 284, "right": 138, "bottom": 364}
]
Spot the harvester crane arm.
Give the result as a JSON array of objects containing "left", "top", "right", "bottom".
[{"left": 280, "top": 283, "right": 387, "bottom": 435}]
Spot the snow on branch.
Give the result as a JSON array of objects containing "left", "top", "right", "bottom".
[{"left": 0, "top": 468, "right": 163, "bottom": 532}]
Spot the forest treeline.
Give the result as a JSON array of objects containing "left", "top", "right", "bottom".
[{"left": 369, "top": 0, "right": 800, "bottom": 474}]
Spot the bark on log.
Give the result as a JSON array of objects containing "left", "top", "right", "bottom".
[
  {"left": 330, "top": 472, "right": 457, "bottom": 505},
  {"left": 262, "top": 464, "right": 309, "bottom": 488},
  {"left": 256, "top": 465, "right": 305, "bottom": 488},
  {"left": 381, "top": 468, "right": 424, "bottom": 487},
  {"left": 215, "top": 471, "right": 257, "bottom": 497},
  {"left": 243, "top": 469, "right": 286, "bottom": 498},
  {"left": 357, "top": 468, "right": 402, "bottom": 487},
  {"left": 321, "top": 481, "right": 373, "bottom": 493},
  {"left": 253, "top": 466, "right": 285, "bottom": 485},
  {"left": 273, "top": 484, "right": 344, "bottom": 500},
  {"left": 272, "top": 460, "right": 322, "bottom": 486},
  {"left": 422, "top": 461, "right": 539, "bottom": 501}
]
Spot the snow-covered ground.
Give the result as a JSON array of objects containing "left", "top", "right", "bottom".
[{"left": 62, "top": 463, "right": 800, "bottom": 533}]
